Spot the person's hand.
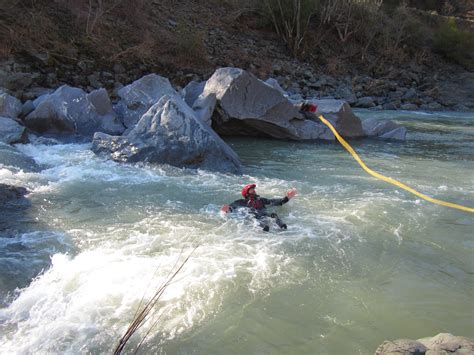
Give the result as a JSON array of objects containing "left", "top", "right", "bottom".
[
  {"left": 221, "top": 205, "right": 231, "bottom": 213},
  {"left": 286, "top": 188, "right": 297, "bottom": 199}
]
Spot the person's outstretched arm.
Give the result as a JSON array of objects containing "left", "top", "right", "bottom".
[
  {"left": 261, "top": 188, "right": 297, "bottom": 206},
  {"left": 221, "top": 199, "right": 246, "bottom": 213}
]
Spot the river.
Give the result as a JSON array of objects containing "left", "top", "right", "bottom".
[{"left": 0, "top": 110, "right": 473, "bottom": 354}]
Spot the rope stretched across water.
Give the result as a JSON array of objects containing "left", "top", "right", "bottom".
[{"left": 317, "top": 114, "right": 474, "bottom": 213}]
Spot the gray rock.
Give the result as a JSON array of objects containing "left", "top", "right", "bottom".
[
  {"left": 400, "top": 103, "right": 419, "bottom": 111},
  {"left": 356, "top": 96, "right": 376, "bottom": 108},
  {"left": 376, "top": 334, "right": 474, "bottom": 355},
  {"left": 402, "top": 88, "right": 418, "bottom": 100},
  {"left": 362, "top": 118, "right": 406, "bottom": 140},
  {"left": 92, "top": 95, "right": 241, "bottom": 173},
  {"left": 21, "top": 100, "right": 35, "bottom": 117},
  {"left": 0, "top": 117, "right": 28, "bottom": 144},
  {"left": 420, "top": 102, "right": 443, "bottom": 111},
  {"left": 24, "top": 85, "right": 124, "bottom": 137},
  {"left": 417, "top": 333, "right": 474, "bottom": 353},
  {"left": 0, "top": 142, "right": 39, "bottom": 172},
  {"left": 0, "top": 183, "right": 28, "bottom": 205},
  {"left": 375, "top": 339, "right": 427, "bottom": 354},
  {"left": 203, "top": 68, "right": 306, "bottom": 140},
  {"left": 180, "top": 80, "right": 206, "bottom": 107},
  {"left": 291, "top": 119, "right": 334, "bottom": 140},
  {"left": 303, "top": 70, "right": 313, "bottom": 79},
  {"left": 289, "top": 94, "right": 303, "bottom": 102},
  {"left": 308, "top": 99, "right": 365, "bottom": 138},
  {"left": 0, "top": 71, "right": 33, "bottom": 91},
  {"left": 379, "top": 127, "right": 407, "bottom": 140},
  {"left": 0, "top": 90, "right": 23, "bottom": 118},
  {"left": 88, "top": 74, "right": 102, "bottom": 89},
  {"left": 335, "top": 86, "right": 357, "bottom": 105},
  {"left": 382, "top": 103, "right": 398, "bottom": 110},
  {"left": 115, "top": 74, "right": 177, "bottom": 128},
  {"left": 265, "top": 78, "right": 287, "bottom": 96},
  {"left": 192, "top": 93, "right": 216, "bottom": 126},
  {"left": 26, "top": 87, "right": 54, "bottom": 102}
]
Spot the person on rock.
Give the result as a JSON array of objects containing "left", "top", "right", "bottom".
[{"left": 220, "top": 184, "right": 297, "bottom": 232}]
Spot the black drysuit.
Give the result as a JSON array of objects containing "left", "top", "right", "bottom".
[{"left": 227, "top": 195, "right": 289, "bottom": 230}]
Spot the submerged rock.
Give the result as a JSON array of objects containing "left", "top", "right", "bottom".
[
  {"left": 115, "top": 74, "right": 177, "bottom": 128},
  {"left": 0, "top": 117, "right": 28, "bottom": 144},
  {"left": 362, "top": 117, "right": 407, "bottom": 140},
  {"left": 24, "top": 86, "right": 124, "bottom": 138},
  {"left": 92, "top": 95, "right": 242, "bottom": 173},
  {"left": 0, "top": 183, "right": 31, "bottom": 231},
  {"left": 0, "top": 183, "right": 28, "bottom": 206},
  {"left": 0, "top": 142, "right": 39, "bottom": 172}
]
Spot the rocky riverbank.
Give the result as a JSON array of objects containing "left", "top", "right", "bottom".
[
  {"left": 1, "top": 67, "right": 408, "bottom": 173},
  {"left": 1, "top": 51, "right": 473, "bottom": 117}
]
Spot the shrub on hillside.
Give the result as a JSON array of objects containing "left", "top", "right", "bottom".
[{"left": 434, "top": 18, "right": 474, "bottom": 68}]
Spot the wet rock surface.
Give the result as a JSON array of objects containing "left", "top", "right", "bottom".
[
  {"left": 375, "top": 333, "right": 474, "bottom": 355},
  {"left": 92, "top": 94, "right": 242, "bottom": 173}
]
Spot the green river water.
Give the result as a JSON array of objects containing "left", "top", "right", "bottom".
[{"left": 0, "top": 110, "right": 473, "bottom": 354}]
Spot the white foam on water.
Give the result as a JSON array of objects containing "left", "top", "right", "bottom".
[{"left": 0, "top": 210, "right": 296, "bottom": 353}]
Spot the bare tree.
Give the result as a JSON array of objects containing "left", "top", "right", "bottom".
[{"left": 263, "top": 0, "right": 317, "bottom": 57}]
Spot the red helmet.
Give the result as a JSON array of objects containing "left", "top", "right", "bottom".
[{"left": 241, "top": 184, "right": 256, "bottom": 198}]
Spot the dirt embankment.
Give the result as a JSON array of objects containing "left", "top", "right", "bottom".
[{"left": 0, "top": 0, "right": 473, "bottom": 111}]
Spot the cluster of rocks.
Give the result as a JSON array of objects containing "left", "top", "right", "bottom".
[
  {"left": 205, "top": 28, "right": 473, "bottom": 112},
  {"left": 264, "top": 65, "right": 472, "bottom": 112},
  {"left": 0, "top": 57, "right": 158, "bottom": 104},
  {"left": 375, "top": 333, "right": 474, "bottom": 355},
  {"left": 1, "top": 67, "right": 407, "bottom": 173}
]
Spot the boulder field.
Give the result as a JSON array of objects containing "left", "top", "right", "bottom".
[{"left": 1, "top": 68, "right": 407, "bottom": 173}]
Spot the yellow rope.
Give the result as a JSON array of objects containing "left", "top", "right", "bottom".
[{"left": 318, "top": 114, "right": 474, "bottom": 213}]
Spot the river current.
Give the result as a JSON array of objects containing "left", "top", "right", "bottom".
[{"left": 0, "top": 110, "right": 473, "bottom": 354}]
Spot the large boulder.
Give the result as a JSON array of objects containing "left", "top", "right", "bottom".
[
  {"left": 264, "top": 78, "right": 287, "bottom": 96},
  {"left": 24, "top": 86, "right": 124, "bottom": 137},
  {"left": 307, "top": 99, "right": 365, "bottom": 138},
  {"left": 204, "top": 68, "right": 332, "bottom": 140},
  {"left": 92, "top": 95, "right": 242, "bottom": 174},
  {"left": 0, "top": 90, "right": 22, "bottom": 119},
  {"left": 0, "top": 117, "right": 28, "bottom": 144},
  {"left": 362, "top": 118, "right": 407, "bottom": 140},
  {"left": 115, "top": 74, "right": 177, "bottom": 128},
  {"left": 192, "top": 93, "right": 216, "bottom": 126},
  {"left": 180, "top": 80, "right": 206, "bottom": 107}
]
